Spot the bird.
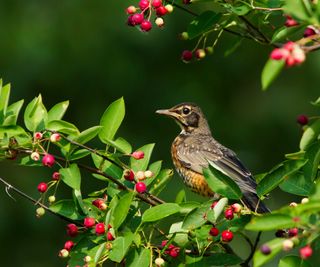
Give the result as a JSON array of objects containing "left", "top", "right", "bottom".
[{"left": 156, "top": 102, "right": 269, "bottom": 213}]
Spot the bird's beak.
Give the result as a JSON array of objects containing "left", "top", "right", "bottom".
[{"left": 156, "top": 108, "right": 180, "bottom": 119}]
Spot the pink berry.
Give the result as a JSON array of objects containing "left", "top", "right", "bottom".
[
  {"left": 84, "top": 217, "right": 95, "bottom": 228},
  {"left": 42, "top": 154, "right": 55, "bottom": 167},
  {"left": 224, "top": 208, "right": 234, "bottom": 220},
  {"left": 283, "top": 41, "right": 296, "bottom": 52},
  {"left": 50, "top": 133, "right": 61, "bottom": 142},
  {"left": 288, "top": 228, "right": 299, "bottom": 237},
  {"left": 108, "top": 224, "right": 112, "bottom": 230},
  {"left": 131, "top": 150, "right": 145, "bottom": 159},
  {"left": 140, "top": 20, "right": 152, "bottom": 31},
  {"left": 135, "top": 182, "right": 147, "bottom": 193},
  {"left": 284, "top": 15, "right": 298, "bottom": 27},
  {"left": 231, "top": 203, "right": 242, "bottom": 213},
  {"left": 221, "top": 230, "right": 233, "bottom": 242},
  {"left": 292, "top": 47, "right": 306, "bottom": 64},
  {"left": 52, "top": 171, "right": 60, "bottom": 180},
  {"left": 209, "top": 227, "right": 219, "bottom": 236},
  {"left": 126, "top": 5, "right": 137, "bottom": 14},
  {"left": 156, "top": 6, "right": 167, "bottom": 16},
  {"left": 34, "top": 132, "right": 43, "bottom": 140},
  {"left": 92, "top": 199, "right": 107, "bottom": 210},
  {"left": 169, "top": 247, "right": 180, "bottom": 258},
  {"left": 286, "top": 55, "right": 296, "bottom": 67},
  {"left": 66, "top": 224, "right": 78, "bottom": 237},
  {"left": 300, "top": 245, "right": 313, "bottom": 259},
  {"left": 297, "top": 114, "right": 309, "bottom": 125},
  {"left": 64, "top": 240, "right": 75, "bottom": 251},
  {"left": 260, "top": 244, "right": 271, "bottom": 255},
  {"left": 37, "top": 182, "right": 48, "bottom": 193},
  {"left": 132, "top": 13, "right": 144, "bottom": 25},
  {"left": 304, "top": 26, "right": 317, "bottom": 37},
  {"left": 31, "top": 151, "right": 40, "bottom": 161},
  {"left": 95, "top": 223, "right": 106, "bottom": 235},
  {"left": 270, "top": 48, "right": 289, "bottom": 60},
  {"left": 139, "top": 0, "right": 150, "bottom": 10},
  {"left": 127, "top": 15, "right": 135, "bottom": 26},
  {"left": 123, "top": 169, "right": 135, "bottom": 181},
  {"left": 107, "top": 231, "right": 115, "bottom": 241},
  {"left": 152, "top": 0, "right": 162, "bottom": 8},
  {"left": 181, "top": 50, "right": 193, "bottom": 62}
]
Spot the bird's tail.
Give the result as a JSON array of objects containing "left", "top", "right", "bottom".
[{"left": 242, "top": 192, "right": 270, "bottom": 213}]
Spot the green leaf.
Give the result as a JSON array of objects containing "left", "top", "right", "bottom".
[
  {"left": 256, "top": 159, "right": 308, "bottom": 197},
  {"left": 73, "top": 189, "right": 86, "bottom": 215},
  {"left": 112, "top": 191, "right": 135, "bottom": 230},
  {"left": 50, "top": 200, "right": 82, "bottom": 220},
  {"left": 24, "top": 95, "right": 48, "bottom": 131},
  {"left": 300, "top": 119, "right": 320, "bottom": 150},
  {"left": 182, "top": 201, "right": 212, "bottom": 230},
  {"left": 69, "top": 149, "right": 91, "bottom": 160},
  {"left": 0, "top": 81, "right": 10, "bottom": 123},
  {"left": 142, "top": 203, "right": 181, "bottom": 222},
  {"left": 175, "top": 189, "right": 186, "bottom": 204},
  {"left": 127, "top": 248, "right": 151, "bottom": 267},
  {"left": 46, "top": 120, "right": 79, "bottom": 135},
  {"left": 203, "top": 167, "right": 242, "bottom": 199},
  {"left": 47, "top": 100, "right": 69, "bottom": 121},
  {"left": 99, "top": 97, "right": 125, "bottom": 143},
  {"left": 71, "top": 126, "right": 102, "bottom": 144},
  {"left": 186, "top": 253, "right": 243, "bottom": 266},
  {"left": 60, "top": 163, "right": 81, "bottom": 190},
  {"left": 187, "top": 11, "right": 222, "bottom": 39},
  {"left": 169, "top": 222, "right": 189, "bottom": 247},
  {"left": 245, "top": 214, "right": 295, "bottom": 231},
  {"left": 229, "top": 4, "right": 251, "bottom": 15},
  {"left": 145, "top": 160, "right": 162, "bottom": 186},
  {"left": 284, "top": 0, "right": 313, "bottom": 21},
  {"left": 3, "top": 99, "right": 24, "bottom": 126},
  {"left": 261, "top": 59, "right": 285, "bottom": 90},
  {"left": 311, "top": 96, "right": 320, "bottom": 107},
  {"left": 271, "top": 25, "right": 304, "bottom": 43},
  {"left": 130, "top": 143, "right": 155, "bottom": 172},
  {"left": 149, "top": 169, "right": 174, "bottom": 195},
  {"left": 279, "top": 172, "right": 313, "bottom": 196},
  {"left": 109, "top": 232, "right": 134, "bottom": 263},
  {"left": 253, "top": 238, "right": 284, "bottom": 267},
  {"left": 279, "top": 255, "right": 312, "bottom": 267},
  {"left": 91, "top": 153, "right": 123, "bottom": 179},
  {"left": 107, "top": 137, "right": 132, "bottom": 154},
  {"left": 0, "top": 125, "right": 28, "bottom": 139}
]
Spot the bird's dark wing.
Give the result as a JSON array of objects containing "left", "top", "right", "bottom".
[{"left": 176, "top": 135, "right": 257, "bottom": 194}]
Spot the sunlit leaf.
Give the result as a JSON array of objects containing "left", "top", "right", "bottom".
[
  {"left": 246, "top": 214, "right": 295, "bottom": 231},
  {"left": 109, "top": 231, "right": 134, "bottom": 263},
  {"left": 47, "top": 100, "right": 69, "bottom": 121},
  {"left": 130, "top": 143, "right": 155, "bottom": 172},
  {"left": 50, "top": 200, "right": 82, "bottom": 220},
  {"left": 24, "top": 95, "right": 48, "bottom": 132},
  {"left": 300, "top": 120, "right": 320, "bottom": 150},
  {"left": 142, "top": 203, "right": 181, "bottom": 222},
  {"left": 261, "top": 59, "right": 285, "bottom": 90},
  {"left": 279, "top": 255, "right": 312, "bottom": 267},
  {"left": 47, "top": 120, "right": 79, "bottom": 135},
  {"left": 253, "top": 238, "right": 284, "bottom": 267},
  {"left": 60, "top": 163, "right": 81, "bottom": 190}
]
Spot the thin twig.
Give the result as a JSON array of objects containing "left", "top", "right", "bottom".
[{"left": 241, "top": 231, "right": 262, "bottom": 266}]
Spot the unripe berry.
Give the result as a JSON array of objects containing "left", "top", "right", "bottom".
[
  {"left": 67, "top": 224, "right": 78, "bottom": 237},
  {"left": 282, "top": 239, "right": 294, "bottom": 251},
  {"left": 84, "top": 255, "right": 92, "bottom": 263},
  {"left": 165, "top": 4, "right": 174, "bottom": 13},
  {"left": 123, "top": 169, "right": 135, "bottom": 181},
  {"left": 301, "top": 197, "right": 309, "bottom": 204},
  {"left": 48, "top": 195, "right": 56, "bottom": 203},
  {"left": 126, "top": 5, "right": 137, "bottom": 14},
  {"left": 292, "top": 47, "right": 305, "bottom": 64},
  {"left": 224, "top": 208, "right": 234, "bottom": 220},
  {"left": 181, "top": 50, "right": 193, "bottom": 62},
  {"left": 221, "top": 230, "right": 233, "bottom": 242},
  {"left": 169, "top": 247, "right": 180, "bottom": 258},
  {"left": 260, "top": 244, "right": 271, "bottom": 255},
  {"left": 131, "top": 150, "right": 145, "bottom": 159},
  {"left": 304, "top": 26, "right": 317, "bottom": 37},
  {"left": 288, "top": 228, "right": 299, "bottom": 237},
  {"left": 209, "top": 227, "right": 219, "bottom": 236},
  {"left": 155, "top": 17, "right": 164, "bottom": 27},
  {"left": 37, "top": 182, "right": 48, "bottom": 193},
  {"left": 64, "top": 240, "right": 75, "bottom": 251},
  {"left": 300, "top": 245, "right": 313, "bottom": 259},
  {"left": 136, "top": 171, "right": 146, "bottom": 181},
  {"left": 179, "top": 32, "right": 189, "bottom": 40},
  {"left": 50, "top": 133, "right": 61, "bottom": 142},
  {"left": 289, "top": 202, "right": 298, "bottom": 207},
  {"left": 135, "top": 182, "right": 147, "bottom": 193},
  {"left": 59, "top": 249, "right": 69, "bottom": 258},
  {"left": 139, "top": 0, "right": 150, "bottom": 10},
  {"left": 95, "top": 223, "right": 106, "bottom": 235},
  {"left": 84, "top": 217, "right": 95, "bottom": 228},
  {"left": 152, "top": 0, "right": 162, "bottom": 8},
  {"left": 231, "top": 203, "right": 242, "bottom": 213},
  {"left": 36, "top": 207, "right": 46, "bottom": 217},
  {"left": 205, "top": 46, "right": 214, "bottom": 54},
  {"left": 155, "top": 257, "right": 165, "bottom": 266},
  {"left": 42, "top": 154, "right": 55, "bottom": 167},
  {"left": 132, "top": 13, "right": 144, "bottom": 25},
  {"left": 156, "top": 6, "right": 168, "bottom": 16},
  {"left": 52, "top": 171, "right": 61, "bottom": 180},
  {"left": 297, "top": 115, "right": 309, "bottom": 126},
  {"left": 34, "top": 132, "right": 43, "bottom": 140},
  {"left": 107, "top": 231, "right": 115, "bottom": 241},
  {"left": 195, "top": 49, "right": 206, "bottom": 60},
  {"left": 144, "top": 170, "right": 153, "bottom": 178},
  {"left": 31, "top": 151, "right": 40, "bottom": 161}
]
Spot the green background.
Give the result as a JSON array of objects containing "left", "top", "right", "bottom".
[{"left": 0, "top": 1, "right": 319, "bottom": 266}]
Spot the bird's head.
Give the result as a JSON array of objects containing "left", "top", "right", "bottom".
[{"left": 156, "top": 103, "right": 211, "bottom": 134}]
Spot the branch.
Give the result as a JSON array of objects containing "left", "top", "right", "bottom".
[{"left": 241, "top": 231, "right": 262, "bottom": 266}]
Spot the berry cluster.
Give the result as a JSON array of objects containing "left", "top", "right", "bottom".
[
  {"left": 181, "top": 46, "right": 213, "bottom": 63},
  {"left": 161, "top": 240, "right": 180, "bottom": 258},
  {"left": 270, "top": 41, "right": 306, "bottom": 67},
  {"left": 126, "top": 0, "right": 174, "bottom": 32}
]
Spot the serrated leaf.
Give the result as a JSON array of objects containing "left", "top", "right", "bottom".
[
  {"left": 300, "top": 119, "right": 320, "bottom": 150},
  {"left": 46, "top": 120, "right": 79, "bottom": 135},
  {"left": 257, "top": 159, "right": 308, "bottom": 197},
  {"left": 112, "top": 191, "right": 135, "bottom": 230},
  {"left": 99, "top": 97, "right": 125, "bottom": 143},
  {"left": 203, "top": 166, "right": 242, "bottom": 199},
  {"left": 246, "top": 214, "right": 295, "bottom": 231},
  {"left": 142, "top": 203, "right": 181, "bottom": 222},
  {"left": 279, "top": 255, "right": 312, "bottom": 267},
  {"left": 253, "top": 238, "right": 284, "bottom": 267},
  {"left": 109, "top": 232, "right": 134, "bottom": 263},
  {"left": 130, "top": 143, "right": 154, "bottom": 172},
  {"left": 50, "top": 200, "right": 82, "bottom": 220},
  {"left": 261, "top": 59, "right": 285, "bottom": 90},
  {"left": 47, "top": 100, "right": 69, "bottom": 121},
  {"left": 24, "top": 95, "right": 48, "bottom": 131},
  {"left": 60, "top": 163, "right": 81, "bottom": 190}
]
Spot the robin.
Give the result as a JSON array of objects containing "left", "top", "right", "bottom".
[{"left": 156, "top": 102, "right": 269, "bottom": 213}]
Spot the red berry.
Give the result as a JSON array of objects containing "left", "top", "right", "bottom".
[
  {"left": 156, "top": 6, "right": 167, "bottom": 16},
  {"left": 107, "top": 231, "right": 115, "bottom": 241},
  {"left": 131, "top": 150, "right": 145, "bottom": 159},
  {"left": 181, "top": 50, "right": 193, "bottom": 62},
  {"left": 95, "top": 223, "right": 106, "bottom": 235},
  {"left": 132, "top": 13, "right": 144, "bottom": 25},
  {"left": 108, "top": 224, "right": 112, "bottom": 230},
  {"left": 92, "top": 199, "right": 107, "bottom": 210},
  {"left": 123, "top": 169, "right": 135, "bottom": 181},
  {"left": 126, "top": 5, "right": 137, "bottom": 14},
  {"left": 84, "top": 217, "right": 95, "bottom": 228},
  {"left": 152, "top": 0, "right": 162, "bottom": 8},
  {"left": 37, "top": 182, "right": 48, "bottom": 193},
  {"left": 231, "top": 203, "right": 242, "bottom": 213},
  {"left": 127, "top": 15, "right": 135, "bottom": 26},
  {"left": 288, "top": 228, "right": 299, "bottom": 237},
  {"left": 224, "top": 208, "right": 234, "bottom": 220},
  {"left": 64, "top": 240, "right": 75, "bottom": 251},
  {"left": 286, "top": 55, "right": 296, "bottom": 67},
  {"left": 270, "top": 48, "right": 289, "bottom": 60},
  {"left": 139, "top": 0, "right": 150, "bottom": 10},
  {"left": 42, "top": 154, "right": 55, "bottom": 167},
  {"left": 135, "top": 182, "right": 147, "bottom": 193},
  {"left": 169, "top": 247, "right": 180, "bottom": 258},
  {"left": 221, "top": 230, "right": 233, "bottom": 242},
  {"left": 283, "top": 41, "right": 296, "bottom": 52},
  {"left": 210, "top": 201, "right": 218, "bottom": 209},
  {"left": 67, "top": 224, "right": 78, "bottom": 237},
  {"left": 209, "top": 227, "right": 219, "bottom": 236},
  {"left": 161, "top": 240, "right": 168, "bottom": 247},
  {"left": 284, "top": 15, "right": 298, "bottom": 27},
  {"left": 260, "top": 244, "right": 271, "bottom": 255},
  {"left": 183, "top": 0, "right": 191, "bottom": 4},
  {"left": 52, "top": 171, "right": 60, "bottom": 180},
  {"left": 300, "top": 245, "right": 313, "bottom": 259},
  {"left": 304, "top": 26, "right": 317, "bottom": 37},
  {"left": 34, "top": 132, "right": 43, "bottom": 140}
]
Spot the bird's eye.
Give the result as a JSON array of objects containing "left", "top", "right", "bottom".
[{"left": 182, "top": 107, "right": 190, "bottom": 115}]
